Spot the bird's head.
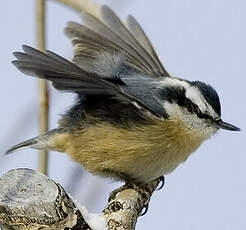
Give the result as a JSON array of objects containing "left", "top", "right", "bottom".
[{"left": 158, "top": 78, "right": 240, "bottom": 139}]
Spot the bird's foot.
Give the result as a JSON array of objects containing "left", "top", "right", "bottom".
[
  {"left": 131, "top": 184, "right": 151, "bottom": 216},
  {"left": 140, "top": 176, "right": 165, "bottom": 215}
]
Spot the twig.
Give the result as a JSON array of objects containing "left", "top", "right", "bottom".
[
  {"left": 54, "top": 0, "right": 100, "bottom": 19},
  {"left": 36, "top": 0, "right": 49, "bottom": 175}
]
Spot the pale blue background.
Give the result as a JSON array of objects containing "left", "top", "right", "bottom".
[{"left": 1, "top": 0, "right": 245, "bottom": 229}]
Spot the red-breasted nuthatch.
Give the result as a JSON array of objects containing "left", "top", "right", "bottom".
[{"left": 6, "top": 5, "right": 240, "bottom": 183}]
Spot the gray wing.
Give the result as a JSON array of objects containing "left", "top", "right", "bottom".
[
  {"left": 12, "top": 45, "right": 166, "bottom": 118},
  {"left": 126, "top": 15, "right": 168, "bottom": 75},
  {"left": 65, "top": 5, "right": 169, "bottom": 77}
]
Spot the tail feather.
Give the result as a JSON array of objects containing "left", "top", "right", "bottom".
[
  {"left": 5, "top": 137, "right": 42, "bottom": 155},
  {"left": 5, "top": 129, "right": 61, "bottom": 155}
]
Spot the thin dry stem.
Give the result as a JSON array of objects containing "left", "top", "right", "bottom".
[
  {"left": 54, "top": 0, "right": 101, "bottom": 19},
  {"left": 36, "top": 0, "right": 49, "bottom": 175}
]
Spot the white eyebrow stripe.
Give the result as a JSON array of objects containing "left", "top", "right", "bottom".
[{"left": 156, "top": 77, "right": 189, "bottom": 89}]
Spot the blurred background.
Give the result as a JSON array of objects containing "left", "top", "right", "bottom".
[{"left": 1, "top": 0, "right": 245, "bottom": 229}]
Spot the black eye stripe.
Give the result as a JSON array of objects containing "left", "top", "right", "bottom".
[
  {"left": 183, "top": 98, "right": 213, "bottom": 120},
  {"left": 159, "top": 86, "right": 215, "bottom": 121},
  {"left": 186, "top": 99, "right": 217, "bottom": 121}
]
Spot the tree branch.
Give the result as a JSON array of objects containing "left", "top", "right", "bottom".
[
  {"left": 0, "top": 169, "right": 93, "bottom": 230},
  {"left": 103, "top": 180, "right": 161, "bottom": 230},
  {"left": 0, "top": 169, "right": 161, "bottom": 230}
]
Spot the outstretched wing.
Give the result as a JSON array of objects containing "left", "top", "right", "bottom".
[
  {"left": 12, "top": 6, "right": 169, "bottom": 118},
  {"left": 65, "top": 5, "right": 169, "bottom": 77},
  {"left": 12, "top": 45, "right": 166, "bottom": 118}
]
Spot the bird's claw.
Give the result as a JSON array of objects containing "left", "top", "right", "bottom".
[
  {"left": 140, "top": 203, "right": 149, "bottom": 216},
  {"left": 156, "top": 176, "right": 165, "bottom": 191}
]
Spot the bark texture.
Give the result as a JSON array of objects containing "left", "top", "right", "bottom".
[
  {"left": 0, "top": 169, "right": 161, "bottom": 230},
  {"left": 0, "top": 169, "right": 91, "bottom": 230},
  {"left": 103, "top": 180, "right": 161, "bottom": 230}
]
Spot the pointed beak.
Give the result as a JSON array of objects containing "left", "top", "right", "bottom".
[{"left": 218, "top": 120, "right": 241, "bottom": 131}]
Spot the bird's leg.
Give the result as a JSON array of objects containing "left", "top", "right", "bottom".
[{"left": 138, "top": 176, "right": 165, "bottom": 215}]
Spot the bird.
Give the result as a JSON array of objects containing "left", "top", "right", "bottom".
[{"left": 6, "top": 5, "right": 240, "bottom": 184}]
